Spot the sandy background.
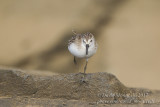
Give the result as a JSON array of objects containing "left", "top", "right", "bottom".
[{"left": 0, "top": 0, "right": 160, "bottom": 90}]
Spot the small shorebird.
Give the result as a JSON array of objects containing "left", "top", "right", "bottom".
[{"left": 68, "top": 30, "right": 98, "bottom": 74}]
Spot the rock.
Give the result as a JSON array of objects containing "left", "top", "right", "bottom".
[{"left": 0, "top": 68, "right": 160, "bottom": 107}]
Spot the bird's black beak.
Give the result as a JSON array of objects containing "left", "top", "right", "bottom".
[{"left": 86, "top": 44, "right": 89, "bottom": 55}]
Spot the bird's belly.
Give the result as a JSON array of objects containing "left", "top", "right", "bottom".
[
  {"left": 68, "top": 44, "right": 86, "bottom": 58},
  {"left": 87, "top": 47, "right": 96, "bottom": 57},
  {"left": 68, "top": 44, "right": 96, "bottom": 58}
]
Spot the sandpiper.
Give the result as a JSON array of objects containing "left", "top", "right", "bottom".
[{"left": 68, "top": 30, "right": 98, "bottom": 74}]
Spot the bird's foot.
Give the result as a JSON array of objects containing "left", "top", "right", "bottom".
[{"left": 80, "top": 73, "right": 88, "bottom": 83}]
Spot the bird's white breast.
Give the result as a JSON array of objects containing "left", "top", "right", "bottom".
[{"left": 68, "top": 43, "right": 97, "bottom": 59}]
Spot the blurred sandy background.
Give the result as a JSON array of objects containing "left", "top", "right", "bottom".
[{"left": 0, "top": 0, "right": 160, "bottom": 90}]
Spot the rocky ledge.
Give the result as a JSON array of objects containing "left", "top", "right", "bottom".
[{"left": 0, "top": 68, "right": 160, "bottom": 107}]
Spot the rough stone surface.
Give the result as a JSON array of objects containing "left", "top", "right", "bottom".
[{"left": 0, "top": 68, "right": 160, "bottom": 107}]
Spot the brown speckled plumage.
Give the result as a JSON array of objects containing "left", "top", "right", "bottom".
[
  {"left": 68, "top": 32, "right": 94, "bottom": 47},
  {"left": 83, "top": 32, "right": 93, "bottom": 41},
  {"left": 68, "top": 34, "right": 82, "bottom": 47}
]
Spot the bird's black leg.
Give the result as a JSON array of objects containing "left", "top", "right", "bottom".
[
  {"left": 74, "top": 56, "right": 77, "bottom": 65},
  {"left": 74, "top": 56, "right": 81, "bottom": 73},
  {"left": 84, "top": 59, "right": 88, "bottom": 74},
  {"left": 80, "top": 59, "right": 89, "bottom": 83}
]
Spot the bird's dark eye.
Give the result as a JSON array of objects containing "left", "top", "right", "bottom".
[{"left": 90, "top": 40, "right": 92, "bottom": 42}]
